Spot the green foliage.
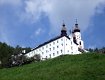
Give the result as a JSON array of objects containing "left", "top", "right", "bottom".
[
  {"left": 0, "top": 53, "right": 105, "bottom": 80},
  {"left": 0, "top": 42, "right": 14, "bottom": 67},
  {"left": 0, "top": 42, "right": 31, "bottom": 68},
  {"left": 88, "top": 47, "right": 105, "bottom": 54}
]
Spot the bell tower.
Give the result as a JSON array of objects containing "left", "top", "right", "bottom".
[
  {"left": 72, "top": 20, "right": 84, "bottom": 49},
  {"left": 61, "top": 23, "right": 67, "bottom": 36},
  {"left": 73, "top": 20, "right": 81, "bottom": 40}
]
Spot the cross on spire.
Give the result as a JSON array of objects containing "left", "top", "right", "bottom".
[
  {"left": 75, "top": 19, "right": 78, "bottom": 24},
  {"left": 62, "top": 20, "right": 65, "bottom": 26}
]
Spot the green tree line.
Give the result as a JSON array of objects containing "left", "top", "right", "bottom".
[{"left": 0, "top": 42, "right": 31, "bottom": 68}]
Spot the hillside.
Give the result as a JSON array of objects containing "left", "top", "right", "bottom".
[{"left": 0, "top": 53, "right": 105, "bottom": 80}]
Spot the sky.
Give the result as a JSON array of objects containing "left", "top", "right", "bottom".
[{"left": 0, "top": 0, "right": 105, "bottom": 49}]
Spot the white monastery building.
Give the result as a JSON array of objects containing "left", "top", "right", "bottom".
[{"left": 25, "top": 22, "right": 87, "bottom": 60}]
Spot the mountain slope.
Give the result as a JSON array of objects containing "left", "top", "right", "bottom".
[{"left": 0, "top": 53, "right": 105, "bottom": 80}]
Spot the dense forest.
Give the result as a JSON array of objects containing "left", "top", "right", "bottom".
[{"left": 0, "top": 42, "right": 105, "bottom": 68}]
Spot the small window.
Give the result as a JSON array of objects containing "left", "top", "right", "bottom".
[
  {"left": 50, "top": 44, "right": 51, "bottom": 46},
  {"left": 53, "top": 42, "right": 55, "bottom": 44},
  {"left": 46, "top": 50, "right": 48, "bottom": 53},
  {"left": 57, "top": 51, "right": 59, "bottom": 54},
  {"left": 57, "top": 46, "right": 59, "bottom": 48},
  {"left": 49, "top": 48, "right": 51, "bottom": 51},
  {"left": 61, "top": 38, "right": 63, "bottom": 41},
  {"left": 42, "top": 52, "right": 44, "bottom": 54},
  {"left": 71, "top": 42, "right": 72, "bottom": 45},
  {"left": 71, "top": 46, "right": 73, "bottom": 50},
  {"left": 61, "top": 43, "right": 63, "bottom": 46},
  {"left": 57, "top": 40, "right": 58, "bottom": 43},
  {"left": 53, "top": 47, "right": 55, "bottom": 50},
  {"left": 53, "top": 53, "right": 55, "bottom": 56},
  {"left": 49, "top": 54, "right": 51, "bottom": 58},
  {"left": 46, "top": 45, "right": 48, "bottom": 48},
  {"left": 61, "top": 50, "right": 63, "bottom": 53},
  {"left": 80, "top": 42, "right": 81, "bottom": 45},
  {"left": 42, "top": 47, "right": 44, "bottom": 49}
]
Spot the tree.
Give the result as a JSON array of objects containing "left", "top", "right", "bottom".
[
  {"left": 33, "top": 54, "right": 41, "bottom": 62},
  {"left": 0, "top": 42, "right": 14, "bottom": 67}
]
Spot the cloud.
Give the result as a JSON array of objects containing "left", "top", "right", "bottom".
[
  {"left": 0, "top": 0, "right": 21, "bottom": 6},
  {"left": 35, "top": 28, "right": 42, "bottom": 36},
  {"left": 21, "top": 0, "right": 105, "bottom": 34},
  {"left": 30, "top": 28, "right": 44, "bottom": 39},
  {"left": 95, "top": 2, "right": 105, "bottom": 14}
]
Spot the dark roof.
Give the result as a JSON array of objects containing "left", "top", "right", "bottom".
[
  {"left": 61, "top": 23, "right": 67, "bottom": 31},
  {"left": 72, "top": 24, "right": 80, "bottom": 33},
  {"left": 32, "top": 35, "right": 70, "bottom": 50}
]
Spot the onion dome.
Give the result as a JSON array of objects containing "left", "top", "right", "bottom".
[
  {"left": 61, "top": 23, "right": 67, "bottom": 31},
  {"left": 72, "top": 20, "right": 80, "bottom": 33},
  {"left": 73, "top": 23, "right": 80, "bottom": 32},
  {"left": 61, "top": 23, "right": 67, "bottom": 36}
]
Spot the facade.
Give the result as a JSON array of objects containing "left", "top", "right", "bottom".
[{"left": 25, "top": 22, "right": 86, "bottom": 60}]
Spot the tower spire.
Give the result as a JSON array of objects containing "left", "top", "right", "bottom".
[
  {"left": 75, "top": 19, "right": 78, "bottom": 27},
  {"left": 72, "top": 19, "right": 80, "bottom": 33},
  {"left": 61, "top": 22, "right": 67, "bottom": 36},
  {"left": 62, "top": 20, "right": 65, "bottom": 26},
  {"left": 76, "top": 19, "right": 77, "bottom": 24}
]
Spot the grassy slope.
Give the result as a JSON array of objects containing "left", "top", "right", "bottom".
[{"left": 0, "top": 53, "right": 105, "bottom": 80}]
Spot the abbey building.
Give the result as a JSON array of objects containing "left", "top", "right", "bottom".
[{"left": 25, "top": 22, "right": 87, "bottom": 60}]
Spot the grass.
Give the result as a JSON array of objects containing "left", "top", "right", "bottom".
[{"left": 0, "top": 53, "right": 105, "bottom": 80}]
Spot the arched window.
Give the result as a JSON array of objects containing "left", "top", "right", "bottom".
[{"left": 80, "top": 41, "right": 81, "bottom": 45}]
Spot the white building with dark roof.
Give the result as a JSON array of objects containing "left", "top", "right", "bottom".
[{"left": 25, "top": 22, "right": 87, "bottom": 60}]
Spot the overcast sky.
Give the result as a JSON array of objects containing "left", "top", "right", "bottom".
[{"left": 0, "top": 0, "right": 105, "bottom": 49}]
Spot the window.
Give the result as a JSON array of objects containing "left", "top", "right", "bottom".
[
  {"left": 61, "top": 38, "right": 63, "bottom": 41},
  {"left": 46, "top": 50, "right": 48, "bottom": 53},
  {"left": 53, "top": 47, "right": 55, "bottom": 50},
  {"left": 57, "top": 40, "right": 58, "bottom": 43},
  {"left": 66, "top": 44, "right": 67, "bottom": 45},
  {"left": 71, "top": 42, "right": 72, "bottom": 45},
  {"left": 42, "top": 47, "right": 44, "bottom": 49},
  {"left": 50, "top": 44, "right": 51, "bottom": 46},
  {"left": 61, "top": 50, "right": 63, "bottom": 53},
  {"left": 71, "top": 46, "right": 73, "bottom": 50},
  {"left": 68, "top": 50, "right": 69, "bottom": 52},
  {"left": 57, "top": 46, "right": 59, "bottom": 48},
  {"left": 49, "top": 54, "right": 51, "bottom": 58},
  {"left": 57, "top": 51, "right": 59, "bottom": 54},
  {"left": 53, "top": 42, "right": 55, "bottom": 44},
  {"left": 61, "top": 43, "right": 63, "bottom": 46},
  {"left": 42, "top": 52, "right": 43, "bottom": 54},
  {"left": 46, "top": 45, "right": 48, "bottom": 48},
  {"left": 49, "top": 48, "right": 51, "bottom": 51},
  {"left": 80, "top": 42, "right": 81, "bottom": 45},
  {"left": 53, "top": 53, "right": 55, "bottom": 56}
]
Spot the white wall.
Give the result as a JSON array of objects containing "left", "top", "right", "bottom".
[{"left": 25, "top": 35, "right": 82, "bottom": 60}]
